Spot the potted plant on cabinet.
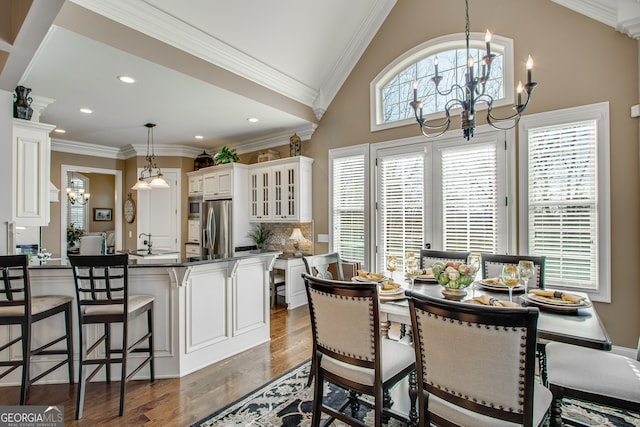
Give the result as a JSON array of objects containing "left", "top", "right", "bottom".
[
  {"left": 248, "top": 224, "right": 272, "bottom": 251},
  {"left": 214, "top": 146, "right": 239, "bottom": 165}
]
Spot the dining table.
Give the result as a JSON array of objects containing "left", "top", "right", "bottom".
[{"left": 374, "top": 279, "right": 612, "bottom": 427}]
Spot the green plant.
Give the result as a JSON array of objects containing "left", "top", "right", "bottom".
[
  {"left": 214, "top": 146, "right": 239, "bottom": 165},
  {"left": 248, "top": 224, "right": 273, "bottom": 249},
  {"left": 67, "top": 224, "right": 84, "bottom": 244}
]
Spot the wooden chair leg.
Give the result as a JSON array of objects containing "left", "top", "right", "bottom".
[
  {"left": 76, "top": 326, "right": 87, "bottom": 420},
  {"left": 148, "top": 307, "right": 155, "bottom": 382},
  {"left": 64, "top": 303, "right": 74, "bottom": 384},
  {"left": 105, "top": 323, "right": 111, "bottom": 384},
  {"left": 20, "top": 322, "right": 30, "bottom": 405},
  {"left": 311, "top": 367, "right": 323, "bottom": 427}
]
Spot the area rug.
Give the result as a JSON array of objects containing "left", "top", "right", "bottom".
[{"left": 192, "top": 360, "right": 640, "bottom": 427}]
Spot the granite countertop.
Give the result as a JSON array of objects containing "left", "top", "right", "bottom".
[{"left": 28, "top": 250, "right": 282, "bottom": 269}]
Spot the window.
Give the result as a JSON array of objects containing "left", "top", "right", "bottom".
[
  {"left": 519, "top": 103, "right": 610, "bottom": 302},
  {"left": 370, "top": 33, "right": 514, "bottom": 132},
  {"left": 369, "top": 127, "right": 512, "bottom": 272},
  {"left": 329, "top": 146, "right": 369, "bottom": 265},
  {"left": 377, "top": 148, "right": 425, "bottom": 270},
  {"left": 67, "top": 173, "right": 89, "bottom": 232}
]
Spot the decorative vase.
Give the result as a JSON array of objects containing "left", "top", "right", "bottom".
[
  {"left": 13, "top": 86, "right": 33, "bottom": 120},
  {"left": 442, "top": 286, "right": 467, "bottom": 301}
]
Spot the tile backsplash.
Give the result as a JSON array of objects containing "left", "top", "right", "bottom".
[{"left": 259, "top": 222, "right": 313, "bottom": 255}]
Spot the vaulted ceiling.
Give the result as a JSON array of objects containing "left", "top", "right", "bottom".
[{"left": 0, "top": 0, "right": 638, "bottom": 157}]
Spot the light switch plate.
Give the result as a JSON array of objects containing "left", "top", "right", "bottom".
[{"left": 317, "top": 234, "right": 329, "bottom": 243}]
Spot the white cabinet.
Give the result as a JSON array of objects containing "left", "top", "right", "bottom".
[
  {"left": 12, "top": 119, "right": 55, "bottom": 226},
  {"left": 248, "top": 156, "right": 313, "bottom": 222},
  {"left": 203, "top": 165, "right": 233, "bottom": 199},
  {"left": 187, "top": 172, "right": 203, "bottom": 197},
  {"left": 187, "top": 219, "right": 200, "bottom": 243},
  {"left": 273, "top": 256, "right": 307, "bottom": 309}
]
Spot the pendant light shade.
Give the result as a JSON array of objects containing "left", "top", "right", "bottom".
[{"left": 132, "top": 123, "right": 169, "bottom": 191}]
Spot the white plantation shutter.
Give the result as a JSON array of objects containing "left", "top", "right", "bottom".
[
  {"left": 67, "top": 175, "right": 89, "bottom": 231},
  {"left": 377, "top": 152, "right": 424, "bottom": 270},
  {"left": 331, "top": 154, "right": 366, "bottom": 263},
  {"left": 439, "top": 143, "right": 500, "bottom": 254},
  {"left": 527, "top": 121, "right": 597, "bottom": 289}
]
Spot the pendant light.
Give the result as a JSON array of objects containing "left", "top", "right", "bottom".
[{"left": 132, "top": 123, "right": 169, "bottom": 190}]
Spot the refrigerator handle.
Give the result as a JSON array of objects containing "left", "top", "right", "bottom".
[
  {"left": 210, "top": 206, "right": 217, "bottom": 253},
  {"left": 220, "top": 201, "right": 229, "bottom": 257}
]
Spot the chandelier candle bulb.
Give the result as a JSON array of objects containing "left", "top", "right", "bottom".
[
  {"left": 434, "top": 56, "right": 439, "bottom": 76},
  {"left": 413, "top": 80, "right": 418, "bottom": 103},
  {"left": 485, "top": 29, "right": 492, "bottom": 56},
  {"left": 526, "top": 55, "right": 533, "bottom": 85}
]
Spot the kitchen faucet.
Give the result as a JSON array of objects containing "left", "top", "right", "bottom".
[{"left": 139, "top": 233, "right": 152, "bottom": 254}]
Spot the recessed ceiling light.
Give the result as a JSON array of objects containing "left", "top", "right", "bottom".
[
  {"left": 195, "top": 135, "right": 204, "bottom": 140},
  {"left": 80, "top": 108, "right": 93, "bottom": 114},
  {"left": 247, "top": 117, "right": 259, "bottom": 123},
  {"left": 118, "top": 75, "right": 136, "bottom": 84},
  {"left": 54, "top": 128, "right": 66, "bottom": 133}
]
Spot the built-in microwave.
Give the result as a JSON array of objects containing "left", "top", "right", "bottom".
[{"left": 188, "top": 197, "right": 201, "bottom": 219}]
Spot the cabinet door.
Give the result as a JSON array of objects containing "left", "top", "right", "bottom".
[
  {"left": 249, "top": 168, "right": 271, "bottom": 221},
  {"left": 203, "top": 168, "right": 233, "bottom": 199},
  {"left": 13, "top": 120, "right": 54, "bottom": 226},
  {"left": 188, "top": 219, "right": 200, "bottom": 243},
  {"left": 188, "top": 175, "right": 203, "bottom": 196},
  {"left": 273, "top": 163, "right": 299, "bottom": 220}
]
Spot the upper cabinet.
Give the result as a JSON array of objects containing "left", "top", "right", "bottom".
[
  {"left": 249, "top": 156, "right": 313, "bottom": 223},
  {"left": 12, "top": 119, "right": 55, "bottom": 226},
  {"left": 187, "top": 172, "right": 203, "bottom": 197},
  {"left": 202, "top": 164, "right": 234, "bottom": 200}
]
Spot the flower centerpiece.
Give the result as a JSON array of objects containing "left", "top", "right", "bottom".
[
  {"left": 67, "top": 224, "right": 84, "bottom": 246},
  {"left": 432, "top": 260, "right": 479, "bottom": 300}
]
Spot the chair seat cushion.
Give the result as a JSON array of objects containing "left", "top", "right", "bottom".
[
  {"left": 429, "top": 382, "right": 552, "bottom": 427},
  {"left": 320, "top": 338, "right": 415, "bottom": 387},
  {"left": 546, "top": 342, "right": 640, "bottom": 404},
  {"left": 0, "top": 295, "right": 73, "bottom": 317},
  {"left": 84, "top": 294, "right": 154, "bottom": 315}
]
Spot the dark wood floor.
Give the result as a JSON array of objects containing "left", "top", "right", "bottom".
[{"left": 0, "top": 303, "right": 312, "bottom": 426}]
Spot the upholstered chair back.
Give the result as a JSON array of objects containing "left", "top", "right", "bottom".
[
  {"left": 303, "top": 252, "right": 344, "bottom": 281},
  {"left": 419, "top": 250, "right": 470, "bottom": 270},
  {"left": 481, "top": 254, "right": 546, "bottom": 289},
  {"left": 408, "top": 292, "right": 547, "bottom": 426}
]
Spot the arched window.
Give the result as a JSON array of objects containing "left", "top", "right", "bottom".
[{"left": 370, "top": 33, "right": 514, "bottom": 132}]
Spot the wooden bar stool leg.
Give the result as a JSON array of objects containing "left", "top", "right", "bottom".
[
  {"left": 20, "top": 322, "right": 30, "bottom": 405},
  {"left": 76, "top": 326, "right": 87, "bottom": 420},
  {"left": 119, "top": 319, "right": 128, "bottom": 416},
  {"left": 105, "top": 323, "right": 111, "bottom": 384},
  {"left": 64, "top": 303, "right": 74, "bottom": 384},
  {"left": 148, "top": 307, "right": 155, "bottom": 381}
]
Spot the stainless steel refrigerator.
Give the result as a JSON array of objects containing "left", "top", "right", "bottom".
[{"left": 201, "top": 199, "right": 233, "bottom": 259}]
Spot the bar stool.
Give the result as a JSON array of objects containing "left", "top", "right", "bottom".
[
  {"left": 68, "top": 254, "right": 154, "bottom": 419},
  {"left": 0, "top": 254, "right": 74, "bottom": 404}
]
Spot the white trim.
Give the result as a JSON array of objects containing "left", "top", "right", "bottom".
[
  {"left": 369, "top": 33, "right": 515, "bottom": 132},
  {"left": 518, "top": 102, "right": 611, "bottom": 303},
  {"left": 60, "top": 164, "right": 123, "bottom": 257},
  {"left": 52, "top": 138, "right": 204, "bottom": 159}
]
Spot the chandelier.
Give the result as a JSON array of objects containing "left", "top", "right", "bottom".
[
  {"left": 410, "top": 0, "right": 537, "bottom": 140},
  {"left": 66, "top": 172, "right": 90, "bottom": 205},
  {"left": 131, "top": 123, "right": 169, "bottom": 190}
]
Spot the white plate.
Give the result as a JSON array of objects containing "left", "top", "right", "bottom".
[
  {"left": 476, "top": 280, "right": 525, "bottom": 293},
  {"left": 354, "top": 275, "right": 387, "bottom": 283},
  {"left": 379, "top": 287, "right": 405, "bottom": 296},
  {"left": 520, "top": 294, "right": 592, "bottom": 311},
  {"left": 526, "top": 293, "right": 588, "bottom": 307}
]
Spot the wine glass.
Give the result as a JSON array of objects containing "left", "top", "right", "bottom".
[
  {"left": 405, "top": 253, "right": 420, "bottom": 290},
  {"left": 386, "top": 255, "right": 397, "bottom": 280},
  {"left": 518, "top": 260, "right": 535, "bottom": 293},
  {"left": 501, "top": 264, "right": 519, "bottom": 302}
]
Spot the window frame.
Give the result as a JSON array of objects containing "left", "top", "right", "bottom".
[
  {"left": 370, "top": 32, "right": 515, "bottom": 132},
  {"left": 518, "top": 102, "right": 611, "bottom": 302}
]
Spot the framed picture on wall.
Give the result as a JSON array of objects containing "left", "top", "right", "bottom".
[{"left": 94, "top": 208, "right": 112, "bottom": 221}]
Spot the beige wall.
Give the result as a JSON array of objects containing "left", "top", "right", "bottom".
[
  {"left": 85, "top": 172, "right": 115, "bottom": 233},
  {"left": 302, "top": 0, "right": 640, "bottom": 347}
]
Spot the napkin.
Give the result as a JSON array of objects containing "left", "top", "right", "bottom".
[
  {"left": 471, "top": 295, "right": 520, "bottom": 307},
  {"left": 529, "top": 289, "right": 585, "bottom": 304}
]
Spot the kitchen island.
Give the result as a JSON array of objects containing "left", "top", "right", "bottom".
[{"left": 0, "top": 251, "right": 280, "bottom": 386}]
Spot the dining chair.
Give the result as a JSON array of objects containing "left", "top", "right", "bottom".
[
  {"left": 545, "top": 340, "right": 640, "bottom": 427},
  {"left": 302, "top": 252, "right": 345, "bottom": 280},
  {"left": 480, "top": 253, "right": 546, "bottom": 289},
  {"left": 419, "top": 250, "right": 470, "bottom": 270},
  {"left": 68, "top": 254, "right": 155, "bottom": 419},
  {"left": 303, "top": 273, "right": 415, "bottom": 427},
  {"left": 0, "top": 254, "right": 74, "bottom": 404},
  {"left": 407, "top": 291, "right": 552, "bottom": 427}
]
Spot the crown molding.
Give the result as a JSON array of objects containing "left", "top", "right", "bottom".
[
  {"left": 69, "top": 0, "right": 319, "bottom": 106},
  {"left": 52, "top": 138, "right": 124, "bottom": 159},
  {"left": 52, "top": 138, "right": 203, "bottom": 159},
  {"left": 552, "top": 0, "right": 640, "bottom": 39}
]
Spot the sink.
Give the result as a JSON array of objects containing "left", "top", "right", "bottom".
[{"left": 126, "top": 249, "right": 178, "bottom": 257}]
